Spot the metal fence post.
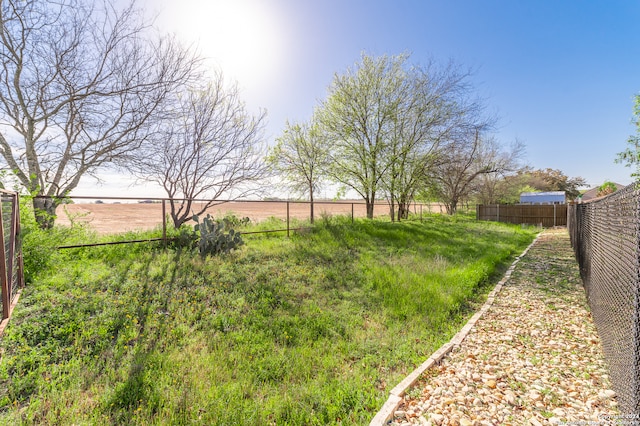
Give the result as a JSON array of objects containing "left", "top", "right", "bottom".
[
  {"left": 0, "top": 200, "right": 8, "bottom": 320},
  {"left": 6, "top": 195, "right": 16, "bottom": 297},
  {"left": 162, "top": 199, "right": 167, "bottom": 248},
  {"left": 15, "top": 196, "right": 23, "bottom": 290},
  {"left": 351, "top": 203, "right": 354, "bottom": 224},
  {"left": 286, "top": 201, "right": 290, "bottom": 238}
]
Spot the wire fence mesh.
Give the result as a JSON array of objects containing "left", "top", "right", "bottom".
[
  {"left": 0, "top": 190, "right": 23, "bottom": 330},
  {"left": 568, "top": 184, "right": 640, "bottom": 415},
  {"left": 47, "top": 196, "right": 445, "bottom": 248}
]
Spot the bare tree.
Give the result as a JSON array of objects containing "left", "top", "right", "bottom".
[
  {"left": 383, "top": 61, "right": 481, "bottom": 221},
  {"left": 429, "top": 130, "right": 522, "bottom": 214},
  {"left": 133, "top": 77, "right": 267, "bottom": 229},
  {"left": 472, "top": 139, "right": 526, "bottom": 204},
  {"left": 474, "top": 171, "right": 526, "bottom": 205},
  {"left": 0, "top": 0, "right": 199, "bottom": 227},
  {"left": 268, "top": 120, "right": 328, "bottom": 223}
]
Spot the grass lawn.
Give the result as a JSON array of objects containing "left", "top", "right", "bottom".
[{"left": 0, "top": 214, "right": 537, "bottom": 425}]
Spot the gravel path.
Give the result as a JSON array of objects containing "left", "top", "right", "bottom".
[{"left": 389, "top": 229, "right": 619, "bottom": 425}]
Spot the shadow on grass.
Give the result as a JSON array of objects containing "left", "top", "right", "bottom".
[{"left": 102, "top": 250, "right": 182, "bottom": 424}]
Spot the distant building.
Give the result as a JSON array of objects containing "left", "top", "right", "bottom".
[
  {"left": 519, "top": 191, "right": 566, "bottom": 205},
  {"left": 577, "top": 182, "right": 627, "bottom": 202}
]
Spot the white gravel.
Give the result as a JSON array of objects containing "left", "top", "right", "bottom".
[{"left": 389, "top": 229, "right": 619, "bottom": 426}]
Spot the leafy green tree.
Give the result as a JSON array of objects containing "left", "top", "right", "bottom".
[
  {"left": 597, "top": 181, "right": 618, "bottom": 197},
  {"left": 616, "top": 94, "right": 640, "bottom": 179},
  {"left": 383, "top": 61, "right": 481, "bottom": 220},
  {"left": 520, "top": 168, "right": 587, "bottom": 200},
  {"left": 317, "top": 53, "right": 486, "bottom": 220},
  {"left": 268, "top": 121, "right": 328, "bottom": 223},
  {"left": 317, "top": 54, "right": 409, "bottom": 219}
]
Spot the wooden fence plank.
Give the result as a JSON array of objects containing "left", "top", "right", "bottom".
[{"left": 477, "top": 204, "right": 567, "bottom": 227}]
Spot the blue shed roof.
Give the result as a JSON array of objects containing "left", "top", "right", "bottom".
[{"left": 519, "top": 191, "right": 566, "bottom": 204}]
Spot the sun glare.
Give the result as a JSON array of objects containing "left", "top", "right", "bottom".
[{"left": 152, "top": 0, "right": 287, "bottom": 92}]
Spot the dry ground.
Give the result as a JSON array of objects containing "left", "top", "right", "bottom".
[{"left": 55, "top": 200, "right": 446, "bottom": 234}]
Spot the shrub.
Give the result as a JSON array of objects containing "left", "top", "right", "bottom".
[
  {"left": 19, "top": 196, "right": 95, "bottom": 283},
  {"left": 19, "top": 198, "right": 63, "bottom": 283},
  {"left": 221, "top": 212, "right": 251, "bottom": 227}
]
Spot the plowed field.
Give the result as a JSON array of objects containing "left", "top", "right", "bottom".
[{"left": 56, "top": 201, "right": 445, "bottom": 234}]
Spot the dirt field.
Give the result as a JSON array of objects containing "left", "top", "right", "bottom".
[{"left": 55, "top": 201, "right": 446, "bottom": 235}]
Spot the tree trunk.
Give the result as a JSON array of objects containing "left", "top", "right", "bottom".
[
  {"left": 398, "top": 202, "right": 410, "bottom": 220},
  {"left": 170, "top": 199, "right": 194, "bottom": 229},
  {"left": 396, "top": 193, "right": 410, "bottom": 220},
  {"left": 33, "top": 197, "right": 58, "bottom": 229},
  {"left": 446, "top": 199, "right": 458, "bottom": 215},
  {"left": 172, "top": 212, "right": 183, "bottom": 229},
  {"left": 171, "top": 203, "right": 184, "bottom": 229},
  {"left": 389, "top": 198, "right": 396, "bottom": 222},
  {"left": 366, "top": 201, "right": 375, "bottom": 219},
  {"left": 309, "top": 182, "right": 315, "bottom": 224}
]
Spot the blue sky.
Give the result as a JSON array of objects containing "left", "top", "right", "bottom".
[{"left": 80, "top": 0, "right": 640, "bottom": 195}]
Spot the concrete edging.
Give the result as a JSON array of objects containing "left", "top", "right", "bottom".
[{"left": 369, "top": 233, "right": 542, "bottom": 426}]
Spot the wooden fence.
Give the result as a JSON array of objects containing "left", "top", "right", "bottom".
[
  {"left": 0, "top": 189, "right": 24, "bottom": 336},
  {"left": 476, "top": 204, "right": 567, "bottom": 227}
]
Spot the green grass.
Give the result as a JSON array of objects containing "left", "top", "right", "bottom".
[{"left": 0, "top": 213, "right": 537, "bottom": 425}]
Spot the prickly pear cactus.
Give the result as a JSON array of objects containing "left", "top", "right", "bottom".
[{"left": 193, "top": 214, "right": 244, "bottom": 257}]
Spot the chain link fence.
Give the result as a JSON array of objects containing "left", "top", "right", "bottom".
[{"left": 568, "top": 184, "right": 640, "bottom": 415}]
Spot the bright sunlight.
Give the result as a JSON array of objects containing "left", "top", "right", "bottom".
[{"left": 148, "top": 0, "right": 288, "bottom": 91}]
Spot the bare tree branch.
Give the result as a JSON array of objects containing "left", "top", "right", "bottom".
[
  {"left": 0, "top": 0, "right": 200, "bottom": 227},
  {"left": 130, "top": 75, "right": 268, "bottom": 228},
  {"left": 428, "top": 128, "right": 520, "bottom": 214}
]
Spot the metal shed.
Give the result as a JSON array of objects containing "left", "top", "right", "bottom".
[{"left": 519, "top": 191, "right": 566, "bottom": 205}]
